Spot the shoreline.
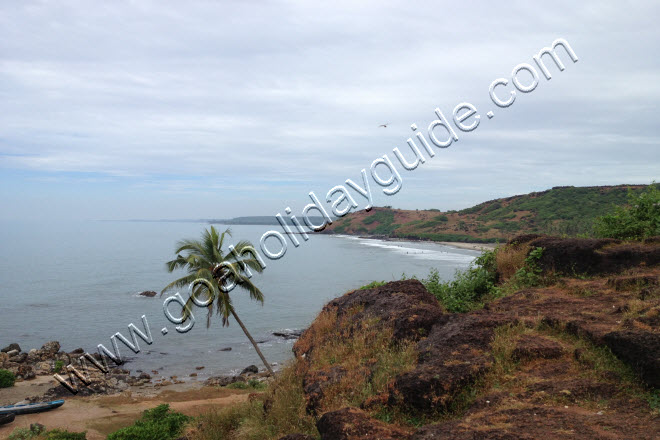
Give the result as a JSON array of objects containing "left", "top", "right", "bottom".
[{"left": 329, "top": 232, "right": 498, "bottom": 251}]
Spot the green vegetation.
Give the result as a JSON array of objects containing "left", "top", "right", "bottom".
[
  {"left": 8, "top": 425, "right": 86, "bottom": 440},
  {"left": 594, "top": 184, "right": 660, "bottom": 240},
  {"left": 162, "top": 226, "right": 274, "bottom": 374},
  {"left": 491, "top": 221, "right": 520, "bottom": 232},
  {"left": 329, "top": 184, "right": 658, "bottom": 242},
  {"left": 358, "top": 280, "right": 387, "bottom": 290},
  {"left": 416, "top": 214, "right": 449, "bottom": 229},
  {"left": 421, "top": 245, "right": 547, "bottom": 312},
  {"left": 226, "top": 379, "right": 267, "bottom": 390},
  {"left": 421, "top": 250, "right": 498, "bottom": 312},
  {"left": 410, "top": 233, "right": 502, "bottom": 243},
  {"left": 508, "top": 247, "right": 544, "bottom": 288},
  {"left": 333, "top": 218, "right": 352, "bottom": 234},
  {"left": 362, "top": 210, "right": 400, "bottom": 235},
  {"left": 0, "top": 369, "right": 15, "bottom": 388},
  {"left": 54, "top": 360, "right": 64, "bottom": 374},
  {"left": 107, "top": 404, "right": 189, "bottom": 440}
]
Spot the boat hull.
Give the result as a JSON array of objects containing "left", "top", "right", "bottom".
[
  {"left": 0, "top": 400, "right": 64, "bottom": 416},
  {"left": 0, "top": 413, "right": 15, "bottom": 425}
]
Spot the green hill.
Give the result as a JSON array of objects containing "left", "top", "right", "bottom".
[{"left": 324, "top": 184, "right": 656, "bottom": 242}]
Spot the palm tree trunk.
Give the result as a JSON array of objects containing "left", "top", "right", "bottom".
[{"left": 230, "top": 308, "right": 275, "bottom": 375}]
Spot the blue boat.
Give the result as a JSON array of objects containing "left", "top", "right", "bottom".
[{"left": 0, "top": 400, "right": 64, "bottom": 416}]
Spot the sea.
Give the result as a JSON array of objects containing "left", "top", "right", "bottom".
[{"left": 0, "top": 220, "right": 479, "bottom": 381}]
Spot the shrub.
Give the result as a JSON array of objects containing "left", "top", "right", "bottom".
[
  {"left": 358, "top": 280, "right": 387, "bottom": 290},
  {"left": 54, "top": 360, "right": 64, "bottom": 374},
  {"left": 0, "top": 369, "right": 15, "bottom": 388},
  {"left": 107, "top": 404, "right": 189, "bottom": 440},
  {"left": 227, "top": 379, "right": 266, "bottom": 390},
  {"left": 422, "top": 250, "right": 498, "bottom": 312},
  {"left": 9, "top": 426, "right": 86, "bottom": 440},
  {"left": 510, "top": 247, "right": 544, "bottom": 287},
  {"left": 46, "top": 430, "right": 87, "bottom": 440},
  {"left": 594, "top": 183, "right": 660, "bottom": 240}
]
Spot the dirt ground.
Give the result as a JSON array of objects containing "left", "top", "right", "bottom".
[{"left": 0, "top": 378, "right": 250, "bottom": 439}]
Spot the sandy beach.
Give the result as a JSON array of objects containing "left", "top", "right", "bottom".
[
  {"left": 0, "top": 376, "right": 250, "bottom": 439},
  {"left": 437, "top": 241, "right": 498, "bottom": 251}
]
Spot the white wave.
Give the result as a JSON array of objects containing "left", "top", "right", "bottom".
[{"left": 354, "top": 239, "right": 476, "bottom": 263}]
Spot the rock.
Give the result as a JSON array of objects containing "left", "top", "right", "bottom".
[
  {"left": 205, "top": 375, "right": 243, "bottom": 387},
  {"left": 196, "top": 366, "right": 205, "bottom": 370},
  {"left": 139, "top": 290, "right": 158, "bottom": 297},
  {"left": 40, "top": 341, "right": 60, "bottom": 355},
  {"left": 70, "top": 348, "right": 84, "bottom": 355},
  {"left": 138, "top": 372, "right": 151, "bottom": 380},
  {"left": 389, "top": 314, "right": 509, "bottom": 413},
  {"left": 278, "top": 435, "right": 316, "bottom": 440},
  {"left": 9, "top": 352, "right": 27, "bottom": 363},
  {"left": 321, "top": 279, "right": 443, "bottom": 342},
  {"left": 190, "top": 373, "right": 197, "bottom": 377},
  {"left": 16, "top": 364, "right": 35, "bottom": 381},
  {"left": 303, "top": 366, "right": 347, "bottom": 414},
  {"left": 241, "top": 365, "right": 259, "bottom": 375},
  {"left": 219, "top": 347, "right": 232, "bottom": 351},
  {"left": 510, "top": 235, "right": 660, "bottom": 276},
  {"left": 604, "top": 330, "right": 660, "bottom": 388},
  {"left": 1, "top": 343, "right": 20, "bottom": 353},
  {"left": 5, "top": 349, "right": 19, "bottom": 357},
  {"left": 316, "top": 407, "right": 411, "bottom": 440},
  {"left": 0, "top": 352, "right": 8, "bottom": 367},
  {"left": 35, "top": 361, "right": 52, "bottom": 375},
  {"left": 26, "top": 349, "right": 40, "bottom": 363},
  {"left": 273, "top": 330, "right": 303, "bottom": 340},
  {"left": 512, "top": 335, "right": 564, "bottom": 361}
]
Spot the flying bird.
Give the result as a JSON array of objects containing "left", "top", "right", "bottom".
[{"left": 379, "top": 123, "right": 389, "bottom": 128}]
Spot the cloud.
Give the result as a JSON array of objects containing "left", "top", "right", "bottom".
[{"left": 0, "top": 0, "right": 659, "bottom": 219}]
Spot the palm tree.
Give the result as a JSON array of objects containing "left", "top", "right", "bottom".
[{"left": 161, "top": 226, "right": 274, "bottom": 375}]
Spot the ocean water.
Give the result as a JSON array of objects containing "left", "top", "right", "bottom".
[{"left": 0, "top": 220, "right": 479, "bottom": 380}]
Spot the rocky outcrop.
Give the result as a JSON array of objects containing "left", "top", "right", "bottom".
[
  {"left": 510, "top": 235, "right": 660, "bottom": 276},
  {"left": 279, "top": 239, "right": 660, "bottom": 439},
  {"left": 138, "top": 290, "right": 158, "bottom": 297},
  {"left": 317, "top": 407, "right": 411, "bottom": 440},
  {"left": 1, "top": 343, "right": 21, "bottom": 353},
  {"left": 322, "top": 279, "right": 444, "bottom": 342},
  {"left": 604, "top": 330, "right": 660, "bottom": 388}
]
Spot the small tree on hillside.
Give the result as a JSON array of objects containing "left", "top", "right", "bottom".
[{"left": 594, "top": 184, "right": 660, "bottom": 240}]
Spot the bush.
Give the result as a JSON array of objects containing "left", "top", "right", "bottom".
[
  {"left": 422, "top": 250, "right": 498, "bottom": 312},
  {"left": 0, "top": 369, "right": 15, "bottom": 388},
  {"left": 54, "top": 360, "right": 64, "bottom": 374},
  {"left": 8, "top": 426, "right": 86, "bottom": 440},
  {"left": 358, "top": 280, "right": 387, "bottom": 290},
  {"left": 45, "top": 430, "right": 87, "bottom": 440},
  {"left": 594, "top": 184, "right": 660, "bottom": 240},
  {"left": 107, "top": 404, "right": 190, "bottom": 440},
  {"left": 227, "top": 379, "right": 266, "bottom": 390}
]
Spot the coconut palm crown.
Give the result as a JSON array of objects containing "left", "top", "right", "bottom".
[{"left": 162, "top": 226, "right": 273, "bottom": 374}]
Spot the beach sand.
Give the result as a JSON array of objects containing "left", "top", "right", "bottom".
[
  {"left": 437, "top": 241, "right": 498, "bottom": 251},
  {"left": 0, "top": 378, "right": 250, "bottom": 439}
]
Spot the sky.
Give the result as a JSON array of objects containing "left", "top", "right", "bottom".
[{"left": 1, "top": 0, "right": 659, "bottom": 221}]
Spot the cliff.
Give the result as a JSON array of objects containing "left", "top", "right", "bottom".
[{"left": 189, "top": 235, "right": 660, "bottom": 439}]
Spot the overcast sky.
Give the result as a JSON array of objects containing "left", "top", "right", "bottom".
[{"left": 1, "top": 0, "right": 658, "bottom": 221}]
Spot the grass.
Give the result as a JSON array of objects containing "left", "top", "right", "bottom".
[
  {"left": 226, "top": 379, "right": 267, "bottom": 390},
  {"left": 8, "top": 426, "right": 86, "bottom": 440},
  {"left": 188, "top": 305, "right": 418, "bottom": 440}
]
